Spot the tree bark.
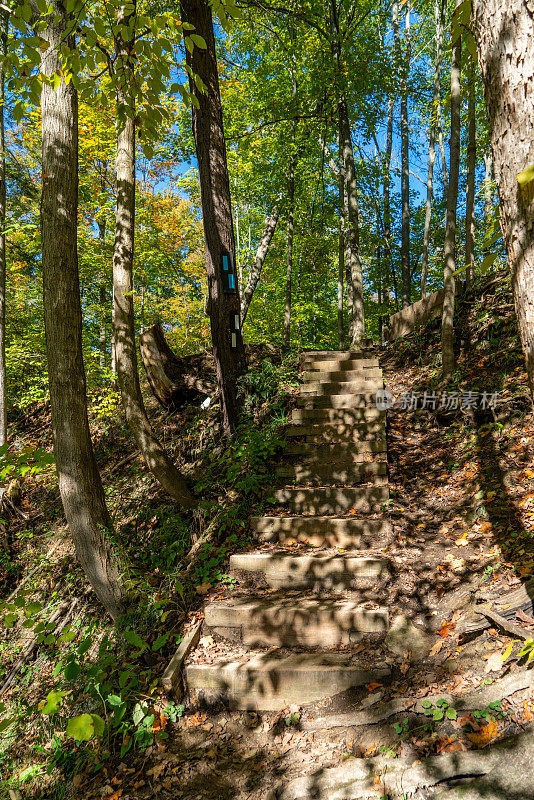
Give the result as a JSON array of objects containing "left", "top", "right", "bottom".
[
  {"left": 39, "top": 5, "right": 123, "bottom": 619},
  {"left": 180, "top": 0, "right": 245, "bottom": 433},
  {"left": 473, "top": 0, "right": 534, "bottom": 402},
  {"left": 283, "top": 163, "right": 295, "bottom": 350},
  {"left": 464, "top": 55, "right": 476, "bottom": 287},
  {"left": 383, "top": 96, "right": 399, "bottom": 311},
  {"left": 484, "top": 149, "right": 493, "bottom": 228},
  {"left": 397, "top": 2, "right": 411, "bottom": 307},
  {"left": 241, "top": 191, "right": 284, "bottom": 325},
  {"left": 421, "top": 0, "right": 444, "bottom": 299},
  {"left": 113, "top": 3, "right": 196, "bottom": 507},
  {"left": 337, "top": 130, "right": 345, "bottom": 349},
  {"left": 441, "top": 14, "right": 462, "bottom": 381},
  {"left": 0, "top": 7, "right": 7, "bottom": 447}
]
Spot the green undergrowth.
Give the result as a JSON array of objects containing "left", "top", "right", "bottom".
[{"left": 0, "top": 347, "right": 299, "bottom": 799}]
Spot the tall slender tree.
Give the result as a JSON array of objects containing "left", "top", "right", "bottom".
[
  {"left": 113, "top": 2, "right": 196, "bottom": 506},
  {"left": 37, "top": 3, "right": 123, "bottom": 619},
  {"left": 441, "top": 8, "right": 462, "bottom": 380},
  {"left": 180, "top": 0, "right": 245, "bottom": 433},
  {"left": 421, "top": 0, "right": 445, "bottom": 299},
  {"left": 0, "top": 5, "right": 7, "bottom": 447},
  {"left": 464, "top": 54, "right": 476, "bottom": 286}
]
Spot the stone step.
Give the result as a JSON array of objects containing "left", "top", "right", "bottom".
[
  {"left": 296, "top": 393, "right": 378, "bottom": 409},
  {"left": 230, "top": 552, "right": 390, "bottom": 589},
  {"left": 302, "top": 368, "right": 382, "bottom": 383},
  {"left": 300, "top": 380, "right": 383, "bottom": 397},
  {"left": 301, "top": 349, "right": 374, "bottom": 363},
  {"left": 285, "top": 441, "right": 386, "bottom": 458},
  {"left": 285, "top": 423, "right": 385, "bottom": 443},
  {"left": 276, "top": 460, "right": 387, "bottom": 486},
  {"left": 304, "top": 358, "right": 379, "bottom": 372},
  {"left": 205, "top": 597, "right": 389, "bottom": 647},
  {"left": 186, "top": 651, "right": 389, "bottom": 710},
  {"left": 251, "top": 515, "right": 393, "bottom": 548},
  {"left": 273, "top": 485, "right": 389, "bottom": 515},
  {"left": 290, "top": 407, "right": 385, "bottom": 424}
]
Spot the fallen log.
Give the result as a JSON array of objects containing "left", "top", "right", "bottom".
[
  {"left": 463, "top": 578, "right": 534, "bottom": 635},
  {"left": 139, "top": 323, "right": 216, "bottom": 409}
]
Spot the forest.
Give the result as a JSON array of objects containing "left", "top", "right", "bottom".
[{"left": 1, "top": 0, "right": 534, "bottom": 798}]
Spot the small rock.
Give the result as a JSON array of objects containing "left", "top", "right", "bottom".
[{"left": 385, "top": 614, "right": 434, "bottom": 660}]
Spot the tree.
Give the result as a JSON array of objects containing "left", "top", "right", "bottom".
[
  {"left": 464, "top": 53, "right": 476, "bottom": 286},
  {"left": 180, "top": 0, "right": 245, "bottom": 434},
  {"left": 112, "top": 2, "right": 196, "bottom": 507},
  {"left": 441, "top": 5, "right": 462, "bottom": 381},
  {"left": 421, "top": 0, "right": 445, "bottom": 299},
  {"left": 0, "top": 5, "right": 7, "bottom": 447},
  {"left": 473, "top": 0, "right": 534, "bottom": 400},
  {"left": 37, "top": 3, "right": 123, "bottom": 619}
]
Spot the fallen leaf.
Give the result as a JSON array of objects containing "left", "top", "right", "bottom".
[
  {"left": 437, "top": 622, "right": 456, "bottom": 638},
  {"left": 466, "top": 718, "right": 498, "bottom": 747},
  {"left": 429, "top": 638, "right": 444, "bottom": 657},
  {"left": 484, "top": 651, "right": 504, "bottom": 673},
  {"left": 367, "top": 681, "right": 383, "bottom": 692}
]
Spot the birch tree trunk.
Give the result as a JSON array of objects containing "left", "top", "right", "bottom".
[
  {"left": 464, "top": 55, "right": 476, "bottom": 286},
  {"left": 113, "top": 3, "right": 196, "bottom": 507},
  {"left": 337, "top": 131, "right": 345, "bottom": 349},
  {"left": 39, "top": 5, "right": 123, "bottom": 619},
  {"left": 283, "top": 161, "right": 295, "bottom": 350},
  {"left": 484, "top": 149, "right": 493, "bottom": 227},
  {"left": 421, "top": 0, "right": 444, "bottom": 299},
  {"left": 441, "top": 17, "right": 462, "bottom": 381},
  {"left": 473, "top": 0, "right": 534, "bottom": 401},
  {"left": 241, "top": 192, "right": 284, "bottom": 324},
  {"left": 181, "top": 0, "right": 246, "bottom": 433}
]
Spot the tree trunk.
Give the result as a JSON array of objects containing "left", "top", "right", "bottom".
[
  {"left": 397, "top": 2, "right": 411, "bottom": 307},
  {"left": 484, "top": 149, "right": 493, "bottom": 227},
  {"left": 180, "top": 0, "right": 245, "bottom": 434},
  {"left": 383, "top": 96, "right": 399, "bottom": 311},
  {"left": 0, "top": 8, "right": 7, "bottom": 447},
  {"left": 39, "top": 6, "right": 123, "bottom": 619},
  {"left": 337, "top": 130, "right": 344, "bottom": 349},
  {"left": 339, "top": 99, "right": 364, "bottom": 345},
  {"left": 283, "top": 165, "right": 295, "bottom": 350},
  {"left": 241, "top": 192, "right": 284, "bottom": 325},
  {"left": 464, "top": 55, "right": 476, "bottom": 287},
  {"left": 441, "top": 15, "right": 462, "bottom": 381},
  {"left": 113, "top": 3, "right": 196, "bottom": 507},
  {"left": 421, "top": 0, "right": 444, "bottom": 299},
  {"left": 473, "top": 0, "right": 534, "bottom": 401}
]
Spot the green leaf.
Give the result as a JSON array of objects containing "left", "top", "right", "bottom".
[
  {"left": 107, "top": 694, "right": 123, "bottom": 707},
  {"left": 446, "top": 708, "right": 458, "bottom": 720},
  {"left": 39, "top": 690, "right": 67, "bottom": 715},
  {"left": 190, "top": 34, "right": 207, "bottom": 49},
  {"left": 152, "top": 632, "right": 170, "bottom": 651},
  {"left": 123, "top": 629, "right": 148, "bottom": 651},
  {"left": 66, "top": 713, "right": 97, "bottom": 741},
  {"left": 432, "top": 709, "right": 444, "bottom": 721},
  {"left": 518, "top": 164, "right": 534, "bottom": 188},
  {"left": 64, "top": 660, "right": 81, "bottom": 681},
  {"left": 421, "top": 700, "right": 433, "bottom": 709}
]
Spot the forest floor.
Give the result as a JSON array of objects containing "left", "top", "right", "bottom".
[{"left": 2, "top": 269, "right": 534, "bottom": 799}]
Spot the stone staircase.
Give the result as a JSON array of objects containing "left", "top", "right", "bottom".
[{"left": 185, "top": 348, "right": 393, "bottom": 711}]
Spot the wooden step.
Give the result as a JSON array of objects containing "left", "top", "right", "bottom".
[
  {"left": 276, "top": 460, "right": 387, "bottom": 486},
  {"left": 285, "top": 424, "right": 385, "bottom": 443},
  {"left": 186, "top": 651, "right": 390, "bottom": 710},
  {"left": 205, "top": 597, "right": 389, "bottom": 647},
  {"left": 304, "top": 358, "right": 379, "bottom": 372},
  {"left": 300, "top": 380, "right": 383, "bottom": 397},
  {"left": 302, "top": 368, "right": 382, "bottom": 383},
  {"left": 273, "top": 485, "right": 389, "bottom": 515},
  {"left": 285, "top": 441, "right": 386, "bottom": 459},
  {"left": 290, "top": 407, "right": 385, "bottom": 424},
  {"left": 230, "top": 552, "right": 390, "bottom": 589},
  {"left": 296, "top": 393, "right": 378, "bottom": 409},
  {"left": 251, "top": 515, "right": 393, "bottom": 548}
]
